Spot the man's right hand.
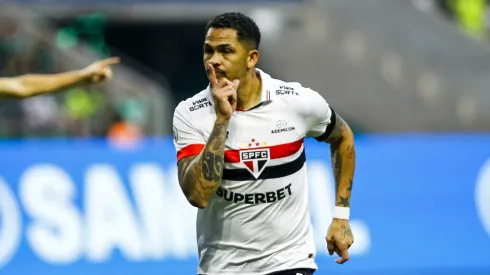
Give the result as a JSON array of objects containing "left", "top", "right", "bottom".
[
  {"left": 81, "top": 57, "right": 120, "bottom": 83},
  {"left": 207, "top": 64, "right": 239, "bottom": 121}
]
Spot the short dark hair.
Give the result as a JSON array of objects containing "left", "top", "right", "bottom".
[{"left": 205, "top": 12, "right": 261, "bottom": 50}]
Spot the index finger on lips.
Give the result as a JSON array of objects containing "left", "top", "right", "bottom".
[{"left": 207, "top": 64, "right": 219, "bottom": 87}]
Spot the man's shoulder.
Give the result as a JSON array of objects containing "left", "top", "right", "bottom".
[
  {"left": 174, "top": 88, "right": 213, "bottom": 117},
  {"left": 268, "top": 76, "right": 320, "bottom": 101}
]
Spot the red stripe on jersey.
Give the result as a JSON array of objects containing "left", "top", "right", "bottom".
[
  {"left": 178, "top": 139, "right": 304, "bottom": 163},
  {"left": 177, "top": 144, "right": 205, "bottom": 162},
  {"left": 224, "top": 138, "right": 303, "bottom": 163}
]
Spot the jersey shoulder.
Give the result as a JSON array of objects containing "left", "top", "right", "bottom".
[
  {"left": 174, "top": 88, "right": 214, "bottom": 121},
  {"left": 269, "top": 77, "right": 322, "bottom": 101}
]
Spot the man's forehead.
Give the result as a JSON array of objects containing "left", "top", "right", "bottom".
[{"left": 205, "top": 28, "right": 238, "bottom": 44}]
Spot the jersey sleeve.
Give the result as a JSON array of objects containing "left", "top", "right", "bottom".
[
  {"left": 302, "top": 87, "right": 336, "bottom": 141},
  {"left": 173, "top": 104, "right": 206, "bottom": 162}
]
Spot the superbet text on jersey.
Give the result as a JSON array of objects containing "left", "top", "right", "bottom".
[{"left": 173, "top": 69, "right": 336, "bottom": 275}]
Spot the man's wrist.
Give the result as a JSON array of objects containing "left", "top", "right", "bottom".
[
  {"left": 333, "top": 206, "right": 350, "bottom": 220},
  {"left": 73, "top": 69, "right": 91, "bottom": 83},
  {"left": 215, "top": 117, "right": 230, "bottom": 126}
]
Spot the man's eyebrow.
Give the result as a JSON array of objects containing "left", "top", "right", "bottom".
[{"left": 204, "top": 43, "right": 233, "bottom": 48}]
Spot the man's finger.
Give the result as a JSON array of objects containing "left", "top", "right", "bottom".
[
  {"left": 215, "top": 85, "right": 237, "bottom": 101},
  {"left": 103, "top": 67, "right": 113, "bottom": 79},
  {"left": 221, "top": 78, "right": 233, "bottom": 87},
  {"left": 325, "top": 237, "right": 335, "bottom": 256},
  {"left": 232, "top": 79, "right": 240, "bottom": 89},
  {"left": 335, "top": 247, "right": 350, "bottom": 264},
  {"left": 100, "top": 57, "right": 120, "bottom": 66},
  {"left": 207, "top": 64, "right": 218, "bottom": 86},
  {"left": 227, "top": 88, "right": 237, "bottom": 106},
  {"left": 215, "top": 82, "right": 234, "bottom": 95}
]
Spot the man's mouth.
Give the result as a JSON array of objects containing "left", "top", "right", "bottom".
[
  {"left": 208, "top": 68, "right": 226, "bottom": 78},
  {"left": 216, "top": 70, "right": 226, "bottom": 77}
]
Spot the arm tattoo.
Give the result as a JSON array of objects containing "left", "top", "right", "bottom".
[
  {"left": 201, "top": 122, "right": 227, "bottom": 181},
  {"left": 201, "top": 151, "right": 223, "bottom": 181},
  {"left": 324, "top": 112, "right": 356, "bottom": 208},
  {"left": 331, "top": 146, "right": 342, "bottom": 192},
  {"left": 178, "top": 120, "right": 228, "bottom": 207},
  {"left": 325, "top": 113, "right": 347, "bottom": 145},
  {"left": 340, "top": 224, "right": 353, "bottom": 240},
  {"left": 338, "top": 196, "right": 350, "bottom": 207}
]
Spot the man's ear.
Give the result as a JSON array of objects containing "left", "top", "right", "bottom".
[{"left": 247, "top": 50, "right": 259, "bottom": 69}]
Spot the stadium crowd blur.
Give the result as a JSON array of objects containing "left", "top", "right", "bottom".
[
  {"left": 0, "top": 0, "right": 488, "bottom": 140},
  {"left": 415, "top": 0, "right": 490, "bottom": 40},
  {"left": 0, "top": 20, "right": 149, "bottom": 141}
]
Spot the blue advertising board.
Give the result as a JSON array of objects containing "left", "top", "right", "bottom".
[{"left": 0, "top": 134, "right": 489, "bottom": 275}]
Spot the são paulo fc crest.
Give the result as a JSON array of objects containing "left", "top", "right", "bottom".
[{"left": 239, "top": 148, "right": 270, "bottom": 179}]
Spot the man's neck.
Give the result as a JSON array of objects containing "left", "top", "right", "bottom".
[{"left": 236, "top": 70, "right": 262, "bottom": 111}]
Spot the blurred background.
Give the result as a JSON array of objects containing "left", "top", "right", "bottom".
[{"left": 0, "top": 0, "right": 490, "bottom": 274}]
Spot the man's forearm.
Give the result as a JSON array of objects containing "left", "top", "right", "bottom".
[
  {"left": 16, "top": 70, "right": 89, "bottom": 97},
  {"left": 330, "top": 131, "right": 356, "bottom": 208},
  {"left": 181, "top": 119, "right": 229, "bottom": 208},
  {"left": 0, "top": 70, "right": 88, "bottom": 98}
]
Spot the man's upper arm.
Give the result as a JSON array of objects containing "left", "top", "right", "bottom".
[
  {"left": 323, "top": 112, "right": 351, "bottom": 144},
  {"left": 173, "top": 103, "right": 206, "bottom": 163},
  {"left": 173, "top": 104, "right": 206, "bottom": 191},
  {"left": 177, "top": 155, "right": 198, "bottom": 185},
  {"left": 302, "top": 87, "right": 350, "bottom": 143}
]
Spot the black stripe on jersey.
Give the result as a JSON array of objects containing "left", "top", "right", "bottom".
[
  {"left": 222, "top": 149, "right": 306, "bottom": 181},
  {"left": 314, "top": 106, "right": 337, "bottom": 142},
  {"left": 247, "top": 100, "right": 272, "bottom": 111}
]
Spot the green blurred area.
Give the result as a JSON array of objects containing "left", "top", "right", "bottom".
[
  {"left": 0, "top": 13, "right": 117, "bottom": 138},
  {"left": 56, "top": 13, "right": 111, "bottom": 57},
  {"left": 0, "top": 2, "right": 488, "bottom": 138}
]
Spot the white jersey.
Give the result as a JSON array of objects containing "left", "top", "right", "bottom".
[{"left": 173, "top": 69, "right": 334, "bottom": 275}]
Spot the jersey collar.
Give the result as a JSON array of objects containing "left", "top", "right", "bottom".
[
  {"left": 205, "top": 68, "right": 273, "bottom": 110},
  {"left": 257, "top": 68, "right": 273, "bottom": 103}
]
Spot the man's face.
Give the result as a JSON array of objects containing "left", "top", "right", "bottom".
[{"left": 203, "top": 28, "right": 249, "bottom": 83}]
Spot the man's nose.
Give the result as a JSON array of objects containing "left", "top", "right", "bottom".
[{"left": 208, "top": 53, "right": 222, "bottom": 66}]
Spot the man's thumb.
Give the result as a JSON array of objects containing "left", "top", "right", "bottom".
[{"left": 232, "top": 79, "right": 240, "bottom": 89}]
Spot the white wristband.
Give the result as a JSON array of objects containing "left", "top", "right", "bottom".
[{"left": 333, "top": 206, "right": 350, "bottom": 220}]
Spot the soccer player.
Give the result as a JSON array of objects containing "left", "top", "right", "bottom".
[
  {"left": 173, "top": 12, "right": 355, "bottom": 275},
  {"left": 0, "top": 57, "right": 119, "bottom": 98}
]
